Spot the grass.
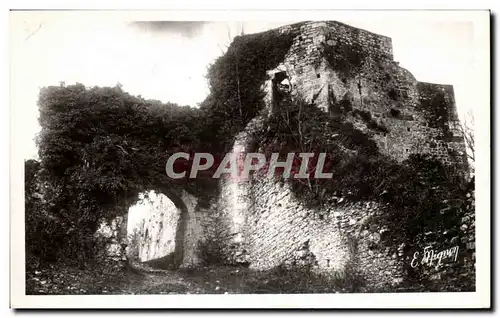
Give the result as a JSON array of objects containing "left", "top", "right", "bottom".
[
  {"left": 26, "top": 260, "right": 475, "bottom": 295},
  {"left": 178, "top": 265, "right": 366, "bottom": 294},
  {"left": 26, "top": 261, "right": 367, "bottom": 295}
]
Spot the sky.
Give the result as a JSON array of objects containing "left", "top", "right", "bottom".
[{"left": 10, "top": 13, "right": 479, "bottom": 160}]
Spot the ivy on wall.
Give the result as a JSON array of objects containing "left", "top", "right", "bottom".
[
  {"left": 250, "top": 91, "right": 470, "bottom": 284},
  {"left": 417, "top": 83, "right": 452, "bottom": 134},
  {"left": 320, "top": 38, "right": 368, "bottom": 83},
  {"left": 200, "top": 28, "right": 297, "bottom": 152}
]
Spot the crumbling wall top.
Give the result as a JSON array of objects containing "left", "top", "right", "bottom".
[{"left": 273, "top": 20, "right": 394, "bottom": 60}]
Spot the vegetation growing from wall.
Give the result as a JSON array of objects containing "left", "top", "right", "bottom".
[
  {"left": 251, "top": 96, "right": 387, "bottom": 204},
  {"left": 387, "top": 88, "right": 399, "bottom": 101},
  {"left": 417, "top": 83, "right": 453, "bottom": 138},
  {"left": 250, "top": 94, "right": 472, "bottom": 283},
  {"left": 200, "top": 29, "right": 296, "bottom": 153},
  {"left": 320, "top": 40, "right": 368, "bottom": 83},
  {"left": 352, "top": 108, "right": 389, "bottom": 133}
]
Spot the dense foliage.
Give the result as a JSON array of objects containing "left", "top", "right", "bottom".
[
  {"left": 200, "top": 29, "right": 296, "bottom": 152},
  {"left": 29, "top": 83, "right": 209, "bottom": 266}
]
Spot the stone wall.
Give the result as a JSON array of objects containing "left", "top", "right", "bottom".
[
  {"left": 95, "top": 215, "right": 128, "bottom": 263},
  {"left": 97, "top": 20, "right": 473, "bottom": 291},
  {"left": 264, "top": 21, "right": 467, "bottom": 165},
  {"left": 206, "top": 20, "right": 471, "bottom": 290},
  {"left": 101, "top": 188, "right": 206, "bottom": 268},
  {"left": 460, "top": 189, "right": 476, "bottom": 285},
  {"left": 416, "top": 82, "right": 468, "bottom": 165},
  {"left": 127, "top": 191, "right": 180, "bottom": 262},
  {"left": 241, "top": 178, "right": 405, "bottom": 289}
]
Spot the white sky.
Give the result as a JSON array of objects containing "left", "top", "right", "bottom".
[{"left": 10, "top": 13, "right": 480, "bottom": 160}]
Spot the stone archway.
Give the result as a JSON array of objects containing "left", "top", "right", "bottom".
[
  {"left": 163, "top": 188, "right": 204, "bottom": 268},
  {"left": 97, "top": 187, "right": 206, "bottom": 269},
  {"left": 127, "top": 191, "right": 181, "bottom": 265}
]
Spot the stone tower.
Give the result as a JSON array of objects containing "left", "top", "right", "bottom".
[
  {"left": 211, "top": 21, "right": 470, "bottom": 289},
  {"left": 262, "top": 21, "right": 467, "bottom": 165}
]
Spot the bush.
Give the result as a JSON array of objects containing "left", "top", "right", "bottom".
[
  {"left": 353, "top": 109, "right": 389, "bottom": 133},
  {"left": 390, "top": 108, "right": 401, "bottom": 117},
  {"left": 126, "top": 227, "right": 142, "bottom": 263}
]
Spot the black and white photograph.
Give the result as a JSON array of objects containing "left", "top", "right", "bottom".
[{"left": 9, "top": 9, "right": 490, "bottom": 309}]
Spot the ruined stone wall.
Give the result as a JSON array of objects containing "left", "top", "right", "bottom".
[
  {"left": 415, "top": 82, "right": 468, "bottom": 164},
  {"left": 264, "top": 21, "right": 466, "bottom": 165},
  {"left": 198, "top": 181, "right": 251, "bottom": 265},
  {"left": 200, "top": 114, "right": 271, "bottom": 265},
  {"left": 241, "top": 178, "right": 405, "bottom": 289},
  {"left": 323, "top": 21, "right": 394, "bottom": 59},
  {"left": 205, "top": 20, "right": 470, "bottom": 290},
  {"left": 95, "top": 215, "right": 128, "bottom": 263},
  {"left": 99, "top": 21, "right": 471, "bottom": 291}
]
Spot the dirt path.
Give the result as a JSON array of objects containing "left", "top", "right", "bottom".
[
  {"left": 116, "top": 271, "right": 206, "bottom": 294},
  {"left": 29, "top": 261, "right": 411, "bottom": 295},
  {"left": 26, "top": 262, "right": 260, "bottom": 295},
  {"left": 26, "top": 265, "right": 209, "bottom": 295}
]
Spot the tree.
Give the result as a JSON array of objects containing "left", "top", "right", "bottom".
[{"left": 460, "top": 111, "right": 475, "bottom": 164}]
